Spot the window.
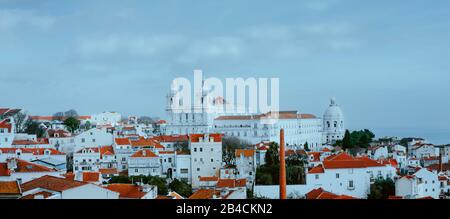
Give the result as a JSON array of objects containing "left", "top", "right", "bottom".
[
  {"left": 336, "top": 173, "right": 340, "bottom": 179},
  {"left": 92, "top": 139, "right": 96, "bottom": 143},
  {"left": 194, "top": 148, "right": 197, "bottom": 152},
  {"left": 81, "top": 138, "right": 85, "bottom": 143},
  {"left": 197, "top": 168, "right": 200, "bottom": 171},
  {"left": 211, "top": 159, "right": 214, "bottom": 163},
  {"left": 349, "top": 180, "right": 354, "bottom": 188},
  {"left": 168, "top": 158, "right": 172, "bottom": 163},
  {"left": 315, "top": 175, "right": 319, "bottom": 180},
  {"left": 135, "top": 169, "right": 138, "bottom": 173},
  {"left": 180, "top": 169, "right": 188, "bottom": 174},
  {"left": 200, "top": 148, "right": 203, "bottom": 152}
]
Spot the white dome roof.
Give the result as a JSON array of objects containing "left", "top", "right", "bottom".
[{"left": 324, "top": 98, "right": 344, "bottom": 120}]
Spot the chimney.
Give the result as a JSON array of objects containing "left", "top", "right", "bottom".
[
  {"left": 439, "top": 147, "right": 443, "bottom": 173},
  {"left": 279, "top": 129, "right": 287, "bottom": 200},
  {"left": 7, "top": 158, "right": 17, "bottom": 171}
]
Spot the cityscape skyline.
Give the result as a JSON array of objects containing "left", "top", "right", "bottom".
[{"left": 1, "top": 0, "right": 450, "bottom": 139}]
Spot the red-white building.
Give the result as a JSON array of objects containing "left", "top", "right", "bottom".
[
  {"left": 307, "top": 153, "right": 397, "bottom": 198},
  {"left": 0, "top": 158, "right": 62, "bottom": 183},
  {"left": 128, "top": 149, "right": 161, "bottom": 177}
]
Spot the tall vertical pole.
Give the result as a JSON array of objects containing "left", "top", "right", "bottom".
[{"left": 279, "top": 129, "right": 287, "bottom": 199}]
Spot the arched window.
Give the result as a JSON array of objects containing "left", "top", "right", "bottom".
[
  {"left": 327, "top": 121, "right": 330, "bottom": 128},
  {"left": 334, "top": 121, "right": 337, "bottom": 128}
]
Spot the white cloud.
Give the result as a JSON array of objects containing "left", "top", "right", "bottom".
[
  {"left": 76, "top": 35, "right": 186, "bottom": 57},
  {"left": 0, "top": 9, "right": 56, "bottom": 30}
]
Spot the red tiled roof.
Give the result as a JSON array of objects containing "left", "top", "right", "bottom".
[
  {"left": 100, "top": 145, "right": 115, "bottom": 157},
  {"left": 308, "top": 152, "right": 322, "bottom": 162},
  {"left": 21, "top": 175, "right": 87, "bottom": 192},
  {"left": 309, "top": 165, "right": 325, "bottom": 174},
  {"left": 388, "top": 196, "right": 403, "bottom": 199},
  {"left": 199, "top": 176, "right": 219, "bottom": 182},
  {"left": 0, "top": 108, "right": 10, "bottom": 116},
  {"left": 12, "top": 139, "right": 50, "bottom": 146},
  {"left": 151, "top": 135, "right": 189, "bottom": 142},
  {"left": 0, "top": 120, "right": 12, "bottom": 132},
  {"left": 75, "top": 147, "right": 100, "bottom": 153},
  {"left": 322, "top": 153, "right": 385, "bottom": 169},
  {"left": 30, "top": 116, "right": 91, "bottom": 121},
  {"left": 190, "top": 134, "right": 222, "bottom": 143},
  {"left": 0, "top": 159, "right": 56, "bottom": 174},
  {"left": 130, "top": 149, "right": 158, "bottom": 158},
  {"left": 21, "top": 191, "right": 53, "bottom": 199},
  {"left": 235, "top": 149, "right": 255, "bottom": 157},
  {"left": 306, "top": 188, "right": 357, "bottom": 199},
  {"left": 99, "top": 168, "right": 118, "bottom": 175},
  {"left": 0, "top": 148, "right": 65, "bottom": 155},
  {"left": 0, "top": 181, "right": 21, "bottom": 194},
  {"left": 106, "top": 184, "right": 147, "bottom": 199},
  {"left": 417, "top": 196, "right": 434, "bottom": 199},
  {"left": 0, "top": 163, "right": 11, "bottom": 176},
  {"left": 47, "top": 129, "right": 72, "bottom": 138},
  {"left": 216, "top": 179, "right": 246, "bottom": 188},
  {"left": 322, "top": 148, "right": 332, "bottom": 152},
  {"left": 188, "top": 189, "right": 220, "bottom": 199},
  {"left": 82, "top": 172, "right": 100, "bottom": 182},
  {"left": 115, "top": 138, "right": 131, "bottom": 145},
  {"left": 130, "top": 138, "right": 165, "bottom": 149}
]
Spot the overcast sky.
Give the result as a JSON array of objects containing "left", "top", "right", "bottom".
[{"left": 1, "top": 0, "right": 450, "bottom": 136}]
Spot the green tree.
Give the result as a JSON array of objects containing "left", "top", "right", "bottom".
[
  {"left": 64, "top": 117, "right": 80, "bottom": 133},
  {"left": 222, "top": 137, "right": 251, "bottom": 166},
  {"left": 342, "top": 130, "right": 352, "bottom": 150},
  {"left": 169, "top": 179, "right": 192, "bottom": 198},
  {"left": 24, "top": 121, "right": 46, "bottom": 138},
  {"left": 304, "top": 142, "right": 309, "bottom": 151},
  {"left": 368, "top": 178, "right": 395, "bottom": 199},
  {"left": 265, "top": 142, "right": 279, "bottom": 166}
]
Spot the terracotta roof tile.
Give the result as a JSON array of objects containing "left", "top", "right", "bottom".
[
  {"left": 106, "top": 184, "right": 147, "bottom": 199},
  {"left": 131, "top": 149, "right": 158, "bottom": 158},
  {"left": 0, "top": 181, "right": 21, "bottom": 194},
  {"left": 21, "top": 175, "right": 87, "bottom": 192},
  {"left": 82, "top": 172, "right": 100, "bottom": 182},
  {"left": 190, "top": 134, "right": 222, "bottom": 143},
  {"left": 216, "top": 179, "right": 246, "bottom": 188},
  {"left": 235, "top": 149, "right": 255, "bottom": 157},
  {"left": 188, "top": 189, "right": 220, "bottom": 199}
]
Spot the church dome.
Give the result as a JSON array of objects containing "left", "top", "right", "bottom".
[{"left": 323, "top": 98, "right": 344, "bottom": 120}]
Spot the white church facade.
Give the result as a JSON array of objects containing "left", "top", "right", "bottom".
[{"left": 163, "top": 81, "right": 345, "bottom": 150}]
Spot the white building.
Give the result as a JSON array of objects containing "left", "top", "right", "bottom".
[
  {"left": 89, "top": 112, "right": 122, "bottom": 126},
  {"left": 0, "top": 119, "right": 14, "bottom": 148},
  {"left": 0, "top": 148, "right": 66, "bottom": 163},
  {"left": 235, "top": 149, "right": 256, "bottom": 188},
  {"left": 174, "top": 151, "right": 192, "bottom": 183},
  {"left": 73, "top": 128, "right": 114, "bottom": 151},
  {"left": 410, "top": 143, "right": 437, "bottom": 159},
  {"left": 73, "top": 145, "right": 117, "bottom": 172},
  {"left": 306, "top": 153, "right": 397, "bottom": 199},
  {"left": 395, "top": 168, "right": 440, "bottom": 199},
  {"left": 128, "top": 149, "right": 161, "bottom": 177},
  {"left": 20, "top": 175, "right": 119, "bottom": 199},
  {"left": 0, "top": 158, "right": 62, "bottom": 184},
  {"left": 47, "top": 129, "right": 75, "bottom": 153},
  {"left": 190, "top": 133, "right": 223, "bottom": 188},
  {"left": 368, "top": 146, "right": 389, "bottom": 160},
  {"left": 322, "top": 98, "right": 345, "bottom": 145},
  {"left": 214, "top": 111, "right": 323, "bottom": 150},
  {"left": 165, "top": 77, "right": 246, "bottom": 135}
]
